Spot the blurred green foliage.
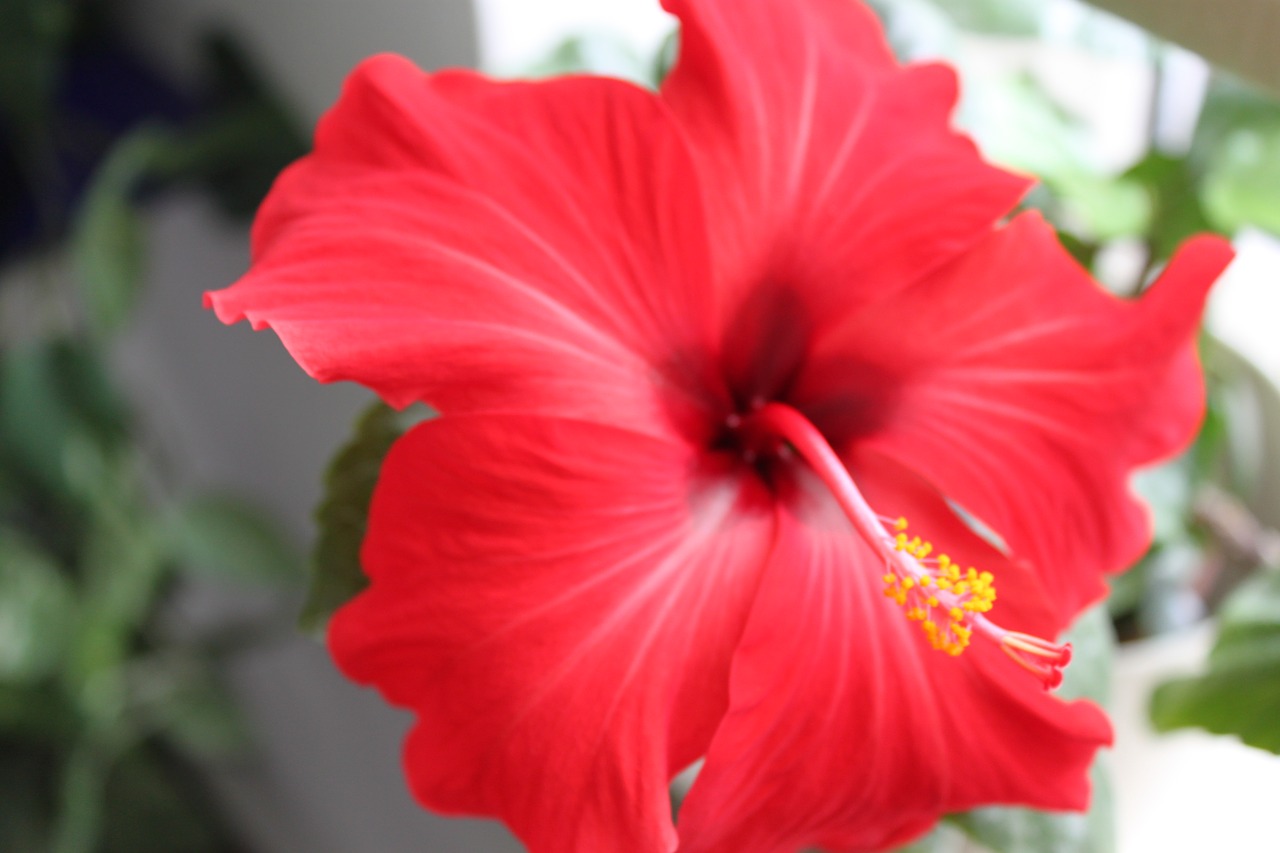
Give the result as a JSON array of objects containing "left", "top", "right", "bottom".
[
  {"left": 0, "top": 2, "right": 306, "bottom": 851},
  {"left": 1151, "top": 566, "right": 1280, "bottom": 752}
]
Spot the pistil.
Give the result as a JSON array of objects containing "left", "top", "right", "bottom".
[{"left": 735, "top": 402, "right": 1070, "bottom": 690}]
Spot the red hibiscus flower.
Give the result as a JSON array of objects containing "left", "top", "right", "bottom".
[{"left": 207, "top": 0, "right": 1233, "bottom": 850}]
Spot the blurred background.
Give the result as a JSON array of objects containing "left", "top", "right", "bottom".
[{"left": 2, "top": 1, "right": 1279, "bottom": 851}]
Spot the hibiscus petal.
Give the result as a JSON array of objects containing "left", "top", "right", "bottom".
[
  {"left": 329, "top": 414, "right": 776, "bottom": 853},
  {"left": 660, "top": 0, "right": 1030, "bottom": 328},
  {"left": 207, "top": 55, "right": 724, "bottom": 437},
  {"left": 676, "top": 464, "right": 1111, "bottom": 853},
  {"left": 799, "top": 214, "right": 1234, "bottom": 625}
]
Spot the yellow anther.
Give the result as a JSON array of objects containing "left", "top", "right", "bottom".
[{"left": 880, "top": 515, "right": 999, "bottom": 659}]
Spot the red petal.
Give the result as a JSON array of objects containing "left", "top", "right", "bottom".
[
  {"left": 329, "top": 415, "right": 775, "bottom": 853},
  {"left": 676, "top": 466, "right": 1111, "bottom": 853},
  {"left": 660, "top": 0, "right": 1029, "bottom": 328},
  {"left": 799, "top": 216, "right": 1234, "bottom": 624},
  {"left": 207, "top": 56, "right": 723, "bottom": 437}
]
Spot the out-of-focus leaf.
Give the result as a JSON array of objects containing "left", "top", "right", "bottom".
[
  {"left": 931, "top": 0, "right": 1041, "bottom": 36},
  {"left": 51, "top": 341, "right": 131, "bottom": 445},
  {"left": 1188, "top": 77, "right": 1280, "bottom": 236},
  {"left": 948, "top": 606, "right": 1115, "bottom": 853},
  {"left": 51, "top": 742, "right": 107, "bottom": 853},
  {"left": 0, "top": 682, "right": 75, "bottom": 741},
  {"left": 127, "top": 657, "right": 248, "bottom": 758},
  {"left": 960, "top": 72, "right": 1091, "bottom": 187},
  {"left": 1051, "top": 174, "right": 1151, "bottom": 241},
  {"left": 99, "top": 747, "right": 232, "bottom": 853},
  {"left": 0, "top": 338, "right": 132, "bottom": 507},
  {"left": 652, "top": 29, "right": 680, "bottom": 84},
  {"left": 302, "top": 401, "right": 419, "bottom": 634},
  {"left": 1055, "top": 229, "right": 1100, "bottom": 271},
  {"left": 0, "top": 531, "right": 75, "bottom": 681},
  {"left": 70, "top": 127, "right": 178, "bottom": 337},
  {"left": 525, "top": 34, "right": 655, "bottom": 86},
  {"left": 1150, "top": 567, "right": 1280, "bottom": 753},
  {"left": 0, "top": 0, "right": 71, "bottom": 131},
  {"left": 1190, "top": 76, "right": 1280, "bottom": 170},
  {"left": 156, "top": 34, "right": 308, "bottom": 218},
  {"left": 887, "top": 822, "right": 969, "bottom": 852},
  {"left": 166, "top": 494, "right": 301, "bottom": 585},
  {"left": 1122, "top": 152, "right": 1219, "bottom": 264},
  {"left": 0, "top": 341, "right": 77, "bottom": 498},
  {"left": 1202, "top": 125, "right": 1280, "bottom": 236},
  {"left": 0, "top": 746, "right": 60, "bottom": 852},
  {"left": 66, "top": 461, "right": 164, "bottom": 724}
]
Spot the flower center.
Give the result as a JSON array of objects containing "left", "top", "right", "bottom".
[{"left": 731, "top": 401, "right": 1071, "bottom": 690}]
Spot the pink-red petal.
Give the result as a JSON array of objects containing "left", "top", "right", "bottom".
[
  {"left": 207, "top": 56, "right": 724, "bottom": 438},
  {"left": 676, "top": 462, "right": 1111, "bottom": 853},
  {"left": 796, "top": 216, "right": 1234, "bottom": 623},
  {"left": 329, "top": 414, "right": 776, "bottom": 853},
  {"left": 660, "top": 0, "right": 1030, "bottom": 337}
]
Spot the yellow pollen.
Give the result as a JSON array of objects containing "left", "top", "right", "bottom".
[{"left": 878, "top": 516, "right": 998, "bottom": 657}]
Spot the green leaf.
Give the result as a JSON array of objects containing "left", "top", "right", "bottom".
[
  {"left": 0, "top": 0, "right": 71, "bottom": 133},
  {"left": 166, "top": 494, "right": 301, "bottom": 585},
  {"left": 651, "top": 29, "right": 680, "bottom": 85},
  {"left": 0, "top": 338, "right": 132, "bottom": 507},
  {"left": 1189, "top": 77, "right": 1280, "bottom": 236},
  {"left": 71, "top": 127, "right": 179, "bottom": 336},
  {"left": 301, "top": 401, "right": 418, "bottom": 634},
  {"left": 98, "top": 746, "right": 233, "bottom": 853},
  {"left": 887, "top": 822, "right": 969, "bottom": 852},
  {"left": 1150, "top": 568, "right": 1280, "bottom": 753},
  {"left": 127, "top": 656, "right": 248, "bottom": 758},
  {"left": 1122, "top": 153, "right": 1220, "bottom": 265},
  {"left": 947, "top": 606, "right": 1116, "bottom": 853},
  {"left": 1202, "top": 125, "right": 1280, "bottom": 236},
  {"left": 931, "top": 0, "right": 1042, "bottom": 36},
  {"left": 525, "top": 34, "right": 655, "bottom": 86},
  {"left": 0, "top": 530, "right": 75, "bottom": 681},
  {"left": 0, "top": 342, "right": 74, "bottom": 500},
  {"left": 958, "top": 72, "right": 1099, "bottom": 199},
  {"left": 1049, "top": 174, "right": 1151, "bottom": 242},
  {"left": 171, "top": 33, "right": 309, "bottom": 219}
]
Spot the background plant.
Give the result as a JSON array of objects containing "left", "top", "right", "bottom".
[{"left": 0, "top": 1, "right": 306, "bottom": 850}]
